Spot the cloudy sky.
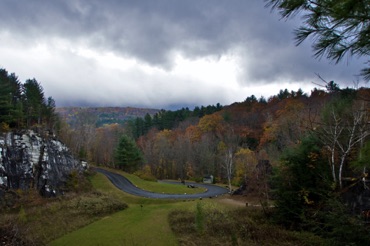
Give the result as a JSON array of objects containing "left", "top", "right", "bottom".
[{"left": 0, "top": 0, "right": 366, "bottom": 109}]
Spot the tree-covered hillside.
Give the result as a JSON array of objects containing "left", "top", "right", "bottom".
[{"left": 56, "top": 107, "right": 160, "bottom": 127}]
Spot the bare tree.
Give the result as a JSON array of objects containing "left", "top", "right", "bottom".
[
  {"left": 219, "top": 127, "right": 239, "bottom": 192},
  {"left": 319, "top": 97, "right": 369, "bottom": 188}
]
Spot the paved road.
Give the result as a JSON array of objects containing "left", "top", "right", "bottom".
[{"left": 95, "top": 168, "right": 229, "bottom": 199}]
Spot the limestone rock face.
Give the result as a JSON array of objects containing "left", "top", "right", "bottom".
[{"left": 0, "top": 130, "right": 86, "bottom": 196}]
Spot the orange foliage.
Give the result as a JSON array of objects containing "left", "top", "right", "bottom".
[{"left": 185, "top": 125, "right": 202, "bottom": 142}]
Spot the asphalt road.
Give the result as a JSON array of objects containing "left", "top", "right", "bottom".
[{"left": 95, "top": 168, "right": 229, "bottom": 199}]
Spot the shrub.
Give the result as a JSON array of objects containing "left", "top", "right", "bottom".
[
  {"left": 68, "top": 193, "right": 128, "bottom": 216},
  {"left": 169, "top": 204, "right": 328, "bottom": 245},
  {"left": 65, "top": 170, "right": 93, "bottom": 193},
  {"left": 134, "top": 165, "right": 157, "bottom": 181},
  {"left": 195, "top": 202, "right": 204, "bottom": 234},
  {"left": 17, "top": 206, "right": 27, "bottom": 223}
]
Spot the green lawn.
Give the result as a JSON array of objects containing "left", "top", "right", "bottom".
[
  {"left": 51, "top": 171, "right": 198, "bottom": 245},
  {"left": 51, "top": 204, "right": 180, "bottom": 246}
]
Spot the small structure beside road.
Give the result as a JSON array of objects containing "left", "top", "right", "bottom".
[{"left": 203, "top": 175, "right": 214, "bottom": 184}]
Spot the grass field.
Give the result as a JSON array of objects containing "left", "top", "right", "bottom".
[
  {"left": 50, "top": 171, "right": 199, "bottom": 245},
  {"left": 50, "top": 170, "right": 329, "bottom": 246},
  {"left": 51, "top": 204, "right": 180, "bottom": 246}
]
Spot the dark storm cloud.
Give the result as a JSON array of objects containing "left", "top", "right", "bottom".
[
  {"left": 1, "top": 1, "right": 292, "bottom": 67},
  {"left": 0, "top": 0, "right": 366, "bottom": 109}
]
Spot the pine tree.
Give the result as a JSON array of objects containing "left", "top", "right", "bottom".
[
  {"left": 23, "top": 78, "right": 45, "bottom": 127},
  {"left": 266, "top": 0, "right": 370, "bottom": 80},
  {"left": 273, "top": 134, "right": 332, "bottom": 228},
  {"left": 115, "top": 135, "right": 143, "bottom": 172},
  {"left": 0, "top": 69, "right": 23, "bottom": 128}
]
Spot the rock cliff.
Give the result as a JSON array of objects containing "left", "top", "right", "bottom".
[{"left": 0, "top": 130, "right": 86, "bottom": 197}]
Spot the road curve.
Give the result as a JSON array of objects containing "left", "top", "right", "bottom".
[{"left": 95, "top": 168, "right": 229, "bottom": 199}]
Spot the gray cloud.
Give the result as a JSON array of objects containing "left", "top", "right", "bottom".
[{"left": 0, "top": 0, "right": 366, "bottom": 108}]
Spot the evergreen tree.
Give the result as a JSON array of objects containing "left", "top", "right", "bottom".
[
  {"left": 144, "top": 113, "right": 152, "bottom": 134},
  {"left": 266, "top": 0, "right": 370, "bottom": 80},
  {"left": 115, "top": 135, "right": 143, "bottom": 172},
  {"left": 44, "top": 96, "right": 57, "bottom": 131},
  {"left": 0, "top": 69, "right": 23, "bottom": 128},
  {"left": 273, "top": 134, "right": 332, "bottom": 228},
  {"left": 23, "top": 78, "right": 45, "bottom": 127}
]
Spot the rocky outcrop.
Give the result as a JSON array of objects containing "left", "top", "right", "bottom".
[{"left": 0, "top": 130, "right": 87, "bottom": 197}]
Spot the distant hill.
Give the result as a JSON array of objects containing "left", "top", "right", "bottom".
[{"left": 56, "top": 107, "right": 160, "bottom": 127}]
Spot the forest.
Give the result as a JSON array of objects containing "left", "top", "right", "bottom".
[
  {"left": 61, "top": 82, "right": 370, "bottom": 243},
  {"left": 2, "top": 66, "right": 370, "bottom": 243}
]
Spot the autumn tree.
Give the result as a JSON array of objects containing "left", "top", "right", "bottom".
[
  {"left": 218, "top": 126, "right": 239, "bottom": 192},
  {"left": 172, "top": 131, "right": 193, "bottom": 180},
  {"left": 266, "top": 0, "right": 370, "bottom": 80},
  {"left": 90, "top": 124, "right": 123, "bottom": 166},
  {"left": 233, "top": 148, "right": 258, "bottom": 187},
  {"left": 137, "top": 128, "right": 158, "bottom": 172},
  {"left": 151, "top": 129, "right": 174, "bottom": 178},
  {"left": 198, "top": 114, "right": 224, "bottom": 135}
]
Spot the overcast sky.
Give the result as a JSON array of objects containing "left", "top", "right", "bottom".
[{"left": 0, "top": 0, "right": 367, "bottom": 109}]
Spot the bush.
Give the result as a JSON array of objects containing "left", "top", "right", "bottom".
[
  {"left": 70, "top": 193, "right": 128, "bottom": 216},
  {"left": 65, "top": 170, "right": 93, "bottom": 193},
  {"left": 272, "top": 134, "right": 332, "bottom": 228},
  {"left": 134, "top": 165, "right": 157, "bottom": 181},
  {"left": 309, "top": 197, "right": 370, "bottom": 245},
  {"left": 195, "top": 202, "right": 204, "bottom": 234},
  {"left": 271, "top": 134, "right": 370, "bottom": 244},
  {"left": 169, "top": 204, "right": 328, "bottom": 245}
]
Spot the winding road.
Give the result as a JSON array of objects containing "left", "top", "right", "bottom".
[{"left": 95, "top": 168, "right": 229, "bottom": 199}]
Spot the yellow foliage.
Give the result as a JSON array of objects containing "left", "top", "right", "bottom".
[
  {"left": 157, "top": 129, "right": 173, "bottom": 139},
  {"left": 186, "top": 162, "right": 195, "bottom": 178},
  {"left": 299, "top": 189, "right": 314, "bottom": 205},
  {"left": 198, "top": 114, "right": 224, "bottom": 133},
  {"left": 217, "top": 141, "right": 227, "bottom": 152},
  {"left": 233, "top": 148, "right": 258, "bottom": 186},
  {"left": 0, "top": 122, "right": 10, "bottom": 132},
  {"left": 185, "top": 125, "right": 202, "bottom": 142}
]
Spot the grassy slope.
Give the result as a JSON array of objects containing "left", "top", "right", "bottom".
[
  {"left": 51, "top": 204, "right": 179, "bottom": 246},
  {"left": 51, "top": 172, "right": 197, "bottom": 246}
]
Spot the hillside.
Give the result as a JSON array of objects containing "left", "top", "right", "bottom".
[{"left": 56, "top": 107, "right": 160, "bottom": 127}]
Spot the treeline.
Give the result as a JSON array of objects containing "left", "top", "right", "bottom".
[
  {"left": 56, "top": 107, "right": 160, "bottom": 128},
  {"left": 0, "top": 68, "right": 57, "bottom": 132},
  {"left": 55, "top": 102, "right": 223, "bottom": 165},
  {"left": 129, "top": 85, "right": 369, "bottom": 191},
  {"left": 126, "top": 103, "right": 223, "bottom": 139}
]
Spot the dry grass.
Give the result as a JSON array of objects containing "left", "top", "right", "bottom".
[
  {"left": 0, "top": 191, "right": 127, "bottom": 245},
  {"left": 168, "top": 200, "right": 329, "bottom": 246},
  {"left": 0, "top": 173, "right": 128, "bottom": 245}
]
